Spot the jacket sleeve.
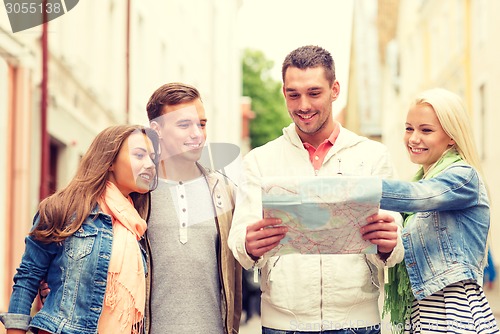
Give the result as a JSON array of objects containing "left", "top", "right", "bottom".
[
  {"left": 366, "top": 145, "right": 404, "bottom": 268},
  {"left": 227, "top": 150, "right": 270, "bottom": 270},
  {"left": 1, "top": 216, "right": 58, "bottom": 330},
  {"left": 381, "top": 165, "right": 481, "bottom": 212}
]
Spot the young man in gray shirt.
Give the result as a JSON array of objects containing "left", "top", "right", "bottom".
[{"left": 144, "top": 82, "right": 242, "bottom": 334}]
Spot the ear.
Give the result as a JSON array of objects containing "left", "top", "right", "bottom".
[
  {"left": 150, "top": 121, "right": 162, "bottom": 138},
  {"left": 331, "top": 81, "right": 340, "bottom": 102},
  {"left": 448, "top": 138, "right": 456, "bottom": 146},
  {"left": 149, "top": 121, "right": 163, "bottom": 157},
  {"left": 109, "top": 163, "right": 114, "bottom": 172},
  {"left": 282, "top": 85, "right": 286, "bottom": 98}
]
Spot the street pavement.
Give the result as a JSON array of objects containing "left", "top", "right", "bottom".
[{"left": 239, "top": 284, "right": 500, "bottom": 334}]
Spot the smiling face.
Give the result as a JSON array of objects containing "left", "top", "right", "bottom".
[
  {"left": 152, "top": 99, "right": 207, "bottom": 163},
  {"left": 404, "top": 103, "right": 455, "bottom": 173},
  {"left": 108, "top": 132, "right": 157, "bottom": 196},
  {"left": 283, "top": 66, "right": 339, "bottom": 146}
]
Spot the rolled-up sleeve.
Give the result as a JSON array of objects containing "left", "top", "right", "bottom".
[{"left": 0, "top": 313, "right": 32, "bottom": 331}]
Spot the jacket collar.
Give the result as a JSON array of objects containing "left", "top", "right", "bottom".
[{"left": 282, "top": 122, "right": 368, "bottom": 160}]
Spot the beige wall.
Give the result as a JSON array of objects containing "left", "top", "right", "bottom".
[
  {"left": 0, "top": 58, "right": 8, "bottom": 313},
  {"left": 393, "top": 0, "right": 500, "bottom": 258},
  {"left": 375, "top": 0, "right": 500, "bottom": 258},
  {"left": 470, "top": 0, "right": 500, "bottom": 259},
  {"left": 0, "top": 0, "right": 243, "bottom": 323}
]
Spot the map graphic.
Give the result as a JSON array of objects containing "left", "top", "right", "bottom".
[{"left": 262, "top": 176, "right": 382, "bottom": 256}]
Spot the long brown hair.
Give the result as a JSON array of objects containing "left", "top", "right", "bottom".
[{"left": 31, "top": 125, "right": 159, "bottom": 243}]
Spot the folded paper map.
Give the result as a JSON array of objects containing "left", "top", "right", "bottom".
[{"left": 261, "top": 176, "right": 382, "bottom": 256}]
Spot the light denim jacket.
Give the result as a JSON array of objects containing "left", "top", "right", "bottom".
[
  {"left": 0, "top": 207, "right": 142, "bottom": 334},
  {"left": 380, "top": 163, "right": 489, "bottom": 300}
]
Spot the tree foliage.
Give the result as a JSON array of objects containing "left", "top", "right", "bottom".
[{"left": 242, "top": 48, "right": 289, "bottom": 148}]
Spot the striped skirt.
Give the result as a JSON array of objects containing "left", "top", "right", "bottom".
[{"left": 404, "top": 280, "right": 499, "bottom": 333}]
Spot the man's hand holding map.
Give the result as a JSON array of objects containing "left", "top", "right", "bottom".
[{"left": 261, "top": 176, "right": 382, "bottom": 256}]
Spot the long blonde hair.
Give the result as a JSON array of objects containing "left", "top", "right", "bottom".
[
  {"left": 31, "top": 125, "right": 159, "bottom": 243},
  {"left": 412, "top": 88, "right": 483, "bottom": 175}
]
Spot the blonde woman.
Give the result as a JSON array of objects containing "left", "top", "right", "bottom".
[{"left": 380, "top": 88, "right": 499, "bottom": 333}]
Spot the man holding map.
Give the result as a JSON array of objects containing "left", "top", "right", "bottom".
[{"left": 228, "top": 45, "right": 403, "bottom": 334}]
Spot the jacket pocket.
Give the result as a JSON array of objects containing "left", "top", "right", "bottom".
[
  {"left": 262, "top": 255, "right": 320, "bottom": 313},
  {"left": 64, "top": 225, "right": 98, "bottom": 260},
  {"left": 437, "top": 216, "right": 458, "bottom": 265}
]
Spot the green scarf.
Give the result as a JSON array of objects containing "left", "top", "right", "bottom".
[{"left": 383, "top": 149, "right": 462, "bottom": 332}]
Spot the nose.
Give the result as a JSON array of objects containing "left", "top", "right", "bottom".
[
  {"left": 299, "top": 96, "right": 311, "bottom": 112},
  {"left": 408, "top": 131, "right": 421, "bottom": 144},
  {"left": 190, "top": 124, "right": 202, "bottom": 139},
  {"left": 144, "top": 155, "right": 155, "bottom": 170}
]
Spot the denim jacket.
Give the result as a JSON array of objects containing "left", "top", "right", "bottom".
[
  {"left": 380, "top": 163, "right": 489, "bottom": 300},
  {"left": 0, "top": 208, "right": 123, "bottom": 334}
]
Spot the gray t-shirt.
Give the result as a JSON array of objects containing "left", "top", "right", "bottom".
[{"left": 148, "top": 177, "right": 223, "bottom": 334}]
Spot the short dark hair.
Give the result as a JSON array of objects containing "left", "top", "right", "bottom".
[
  {"left": 281, "top": 45, "right": 336, "bottom": 85},
  {"left": 146, "top": 82, "right": 201, "bottom": 121}
]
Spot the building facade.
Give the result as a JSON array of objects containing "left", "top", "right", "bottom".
[
  {"left": 350, "top": 0, "right": 500, "bottom": 266},
  {"left": 0, "top": 0, "right": 242, "bottom": 319}
]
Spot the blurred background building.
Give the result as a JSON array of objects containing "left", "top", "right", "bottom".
[
  {"left": 0, "top": 0, "right": 243, "bottom": 316},
  {"left": 348, "top": 0, "right": 500, "bottom": 262},
  {"left": 346, "top": 1, "right": 500, "bottom": 326},
  {"left": 2, "top": 0, "right": 500, "bottom": 330}
]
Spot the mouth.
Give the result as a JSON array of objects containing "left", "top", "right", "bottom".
[
  {"left": 296, "top": 112, "right": 317, "bottom": 121},
  {"left": 138, "top": 173, "right": 153, "bottom": 182},
  {"left": 184, "top": 142, "right": 203, "bottom": 149},
  {"left": 409, "top": 146, "right": 427, "bottom": 153}
]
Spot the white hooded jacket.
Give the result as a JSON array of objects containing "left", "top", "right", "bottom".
[{"left": 228, "top": 123, "right": 403, "bottom": 331}]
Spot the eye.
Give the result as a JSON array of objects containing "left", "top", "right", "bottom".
[
  {"left": 309, "top": 92, "right": 320, "bottom": 97},
  {"left": 199, "top": 122, "right": 207, "bottom": 129},
  {"left": 288, "top": 93, "right": 299, "bottom": 99},
  {"left": 134, "top": 152, "right": 145, "bottom": 159},
  {"left": 422, "top": 128, "right": 433, "bottom": 133},
  {"left": 405, "top": 126, "right": 414, "bottom": 132}
]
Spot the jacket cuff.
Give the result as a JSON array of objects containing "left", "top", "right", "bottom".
[{"left": 0, "top": 313, "right": 32, "bottom": 331}]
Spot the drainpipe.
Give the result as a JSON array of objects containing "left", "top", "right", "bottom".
[
  {"left": 125, "top": 0, "right": 131, "bottom": 123},
  {"left": 39, "top": 5, "right": 49, "bottom": 201}
]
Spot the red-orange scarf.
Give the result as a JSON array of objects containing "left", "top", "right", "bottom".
[{"left": 97, "top": 181, "right": 147, "bottom": 334}]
